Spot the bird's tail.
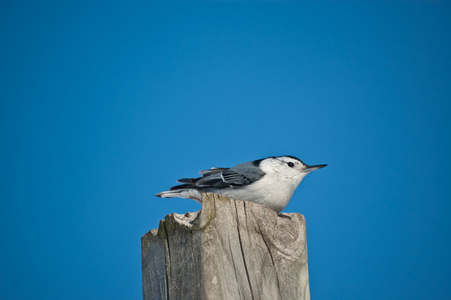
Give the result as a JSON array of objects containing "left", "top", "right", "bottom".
[{"left": 155, "top": 189, "right": 202, "bottom": 203}]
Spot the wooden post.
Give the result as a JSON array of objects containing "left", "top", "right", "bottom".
[{"left": 141, "top": 193, "right": 310, "bottom": 300}]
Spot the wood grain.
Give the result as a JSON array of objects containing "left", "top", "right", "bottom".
[{"left": 142, "top": 193, "right": 310, "bottom": 300}]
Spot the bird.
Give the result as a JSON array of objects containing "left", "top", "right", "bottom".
[{"left": 156, "top": 155, "right": 327, "bottom": 213}]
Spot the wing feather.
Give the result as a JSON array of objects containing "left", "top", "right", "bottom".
[
  {"left": 198, "top": 167, "right": 228, "bottom": 176},
  {"left": 169, "top": 161, "right": 265, "bottom": 191}
]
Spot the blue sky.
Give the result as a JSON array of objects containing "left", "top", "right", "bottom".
[{"left": 1, "top": 2, "right": 450, "bottom": 299}]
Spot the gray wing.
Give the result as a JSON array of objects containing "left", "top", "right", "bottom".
[
  {"left": 170, "top": 161, "right": 266, "bottom": 191},
  {"left": 198, "top": 167, "right": 229, "bottom": 177},
  {"left": 176, "top": 167, "right": 228, "bottom": 184},
  {"left": 223, "top": 161, "right": 266, "bottom": 185}
]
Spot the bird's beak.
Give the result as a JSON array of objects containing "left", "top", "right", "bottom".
[{"left": 305, "top": 164, "right": 327, "bottom": 172}]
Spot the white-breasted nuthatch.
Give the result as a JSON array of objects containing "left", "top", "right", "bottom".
[{"left": 156, "top": 155, "right": 327, "bottom": 213}]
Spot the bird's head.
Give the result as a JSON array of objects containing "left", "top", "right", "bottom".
[{"left": 258, "top": 155, "right": 327, "bottom": 186}]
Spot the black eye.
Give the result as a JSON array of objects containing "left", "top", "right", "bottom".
[{"left": 287, "top": 162, "right": 295, "bottom": 168}]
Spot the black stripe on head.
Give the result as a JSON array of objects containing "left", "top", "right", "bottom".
[
  {"left": 252, "top": 158, "right": 264, "bottom": 167},
  {"left": 253, "top": 155, "right": 306, "bottom": 167},
  {"left": 281, "top": 155, "right": 307, "bottom": 166}
]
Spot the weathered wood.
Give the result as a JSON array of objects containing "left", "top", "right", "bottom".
[{"left": 142, "top": 193, "right": 310, "bottom": 300}]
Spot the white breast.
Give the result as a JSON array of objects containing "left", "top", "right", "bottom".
[{"left": 216, "top": 174, "right": 301, "bottom": 213}]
